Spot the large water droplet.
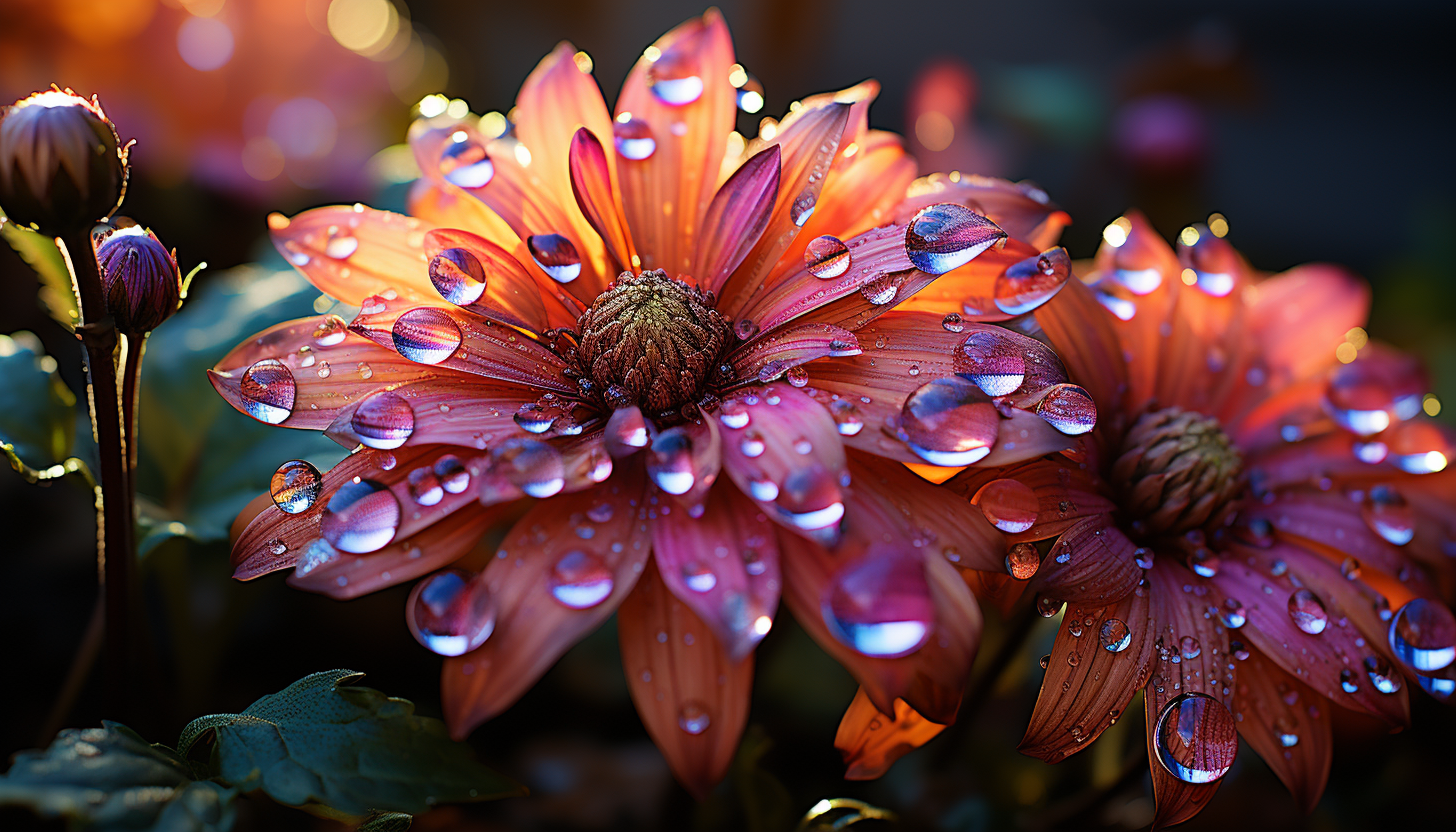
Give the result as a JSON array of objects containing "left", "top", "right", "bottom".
[
  {"left": 392, "top": 307, "right": 463, "bottom": 365},
  {"left": 549, "top": 550, "right": 614, "bottom": 609},
  {"left": 648, "top": 428, "right": 695, "bottom": 495},
  {"left": 1323, "top": 347, "right": 1426, "bottom": 436},
  {"left": 822, "top": 548, "right": 934, "bottom": 658},
  {"left": 1035, "top": 384, "right": 1097, "bottom": 435},
  {"left": 956, "top": 331, "right": 1026, "bottom": 397},
  {"left": 270, "top": 459, "right": 322, "bottom": 514},
  {"left": 324, "top": 231, "right": 358, "bottom": 260},
  {"left": 527, "top": 234, "right": 582, "bottom": 283},
  {"left": 429, "top": 248, "right": 488, "bottom": 306},
  {"left": 1100, "top": 618, "right": 1132, "bottom": 652},
  {"left": 1364, "top": 654, "right": 1402, "bottom": 694},
  {"left": 647, "top": 46, "right": 704, "bottom": 105},
  {"left": 904, "top": 203, "right": 1006, "bottom": 275},
  {"left": 678, "top": 701, "right": 711, "bottom": 734},
  {"left": 775, "top": 465, "right": 845, "bottom": 534},
  {"left": 1005, "top": 543, "right": 1040, "bottom": 580},
  {"left": 1287, "top": 588, "right": 1329, "bottom": 635},
  {"left": 613, "top": 116, "right": 656, "bottom": 160},
  {"left": 240, "top": 359, "right": 296, "bottom": 424},
  {"left": 1389, "top": 598, "right": 1456, "bottom": 672},
  {"left": 441, "top": 136, "right": 494, "bottom": 189},
  {"left": 1361, "top": 484, "right": 1414, "bottom": 546},
  {"left": 1153, "top": 692, "right": 1238, "bottom": 784},
  {"left": 899, "top": 378, "right": 999, "bottom": 465},
  {"left": 993, "top": 247, "right": 1070, "bottom": 315},
  {"left": 973, "top": 478, "right": 1038, "bottom": 533},
  {"left": 320, "top": 479, "right": 401, "bottom": 554},
  {"left": 352, "top": 391, "right": 415, "bottom": 450},
  {"left": 491, "top": 438, "right": 565, "bottom": 498},
  {"left": 407, "top": 569, "right": 496, "bottom": 656},
  {"left": 804, "top": 235, "right": 850, "bottom": 279},
  {"left": 1220, "top": 598, "right": 1247, "bottom": 629},
  {"left": 681, "top": 562, "right": 717, "bottom": 593}
]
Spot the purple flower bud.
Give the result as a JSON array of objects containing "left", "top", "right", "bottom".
[
  {"left": 96, "top": 225, "right": 181, "bottom": 334},
  {"left": 0, "top": 88, "right": 128, "bottom": 237}
]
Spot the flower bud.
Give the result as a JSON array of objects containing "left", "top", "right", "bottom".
[
  {"left": 0, "top": 88, "right": 128, "bottom": 237},
  {"left": 95, "top": 225, "right": 181, "bottom": 334}
]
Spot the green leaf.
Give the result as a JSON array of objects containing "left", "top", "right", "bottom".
[
  {"left": 0, "top": 330, "right": 77, "bottom": 473},
  {"left": 0, "top": 721, "right": 236, "bottom": 832},
  {"left": 178, "top": 670, "right": 522, "bottom": 820},
  {"left": 133, "top": 266, "right": 343, "bottom": 547},
  {"left": 0, "top": 216, "right": 80, "bottom": 331}
]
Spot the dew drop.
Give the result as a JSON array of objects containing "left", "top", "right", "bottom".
[
  {"left": 678, "top": 701, "right": 711, "bottom": 734},
  {"left": 320, "top": 479, "right": 401, "bottom": 554},
  {"left": 1035, "top": 383, "right": 1097, "bottom": 435},
  {"left": 312, "top": 314, "right": 349, "bottom": 346},
  {"left": 647, "top": 46, "right": 704, "bottom": 105},
  {"left": 1220, "top": 598, "right": 1247, "bottom": 629},
  {"left": 1361, "top": 484, "right": 1414, "bottom": 546},
  {"left": 429, "top": 248, "right": 488, "bottom": 306},
  {"left": 993, "top": 247, "right": 1070, "bottom": 315},
  {"left": 822, "top": 547, "right": 934, "bottom": 658},
  {"left": 1364, "top": 654, "right": 1402, "bottom": 694},
  {"left": 441, "top": 136, "right": 494, "bottom": 189},
  {"left": 392, "top": 307, "right": 463, "bottom": 365},
  {"left": 973, "top": 478, "right": 1038, "bottom": 533},
  {"left": 648, "top": 428, "right": 696, "bottom": 495},
  {"left": 527, "top": 234, "right": 582, "bottom": 283},
  {"left": 898, "top": 377, "right": 998, "bottom": 465},
  {"left": 804, "top": 235, "right": 851, "bottom": 279},
  {"left": 1100, "top": 618, "right": 1132, "bottom": 652},
  {"left": 904, "top": 203, "right": 1006, "bottom": 275},
  {"left": 941, "top": 312, "right": 965, "bottom": 333},
  {"left": 1180, "top": 636, "right": 1202, "bottom": 660},
  {"left": 549, "top": 550, "right": 615, "bottom": 609},
  {"left": 407, "top": 569, "right": 496, "bottom": 656},
  {"left": 828, "top": 400, "right": 864, "bottom": 436},
  {"left": 956, "top": 330, "right": 1027, "bottom": 396},
  {"left": 240, "top": 359, "right": 296, "bottom": 424},
  {"left": 682, "top": 562, "right": 717, "bottom": 593},
  {"left": 324, "top": 232, "right": 358, "bottom": 260},
  {"left": 1389, "top": 598, "right": 1456, "bottom": 672},
  {"left": 1287, "top": 588, "right": 1329, "bottom": 635},
  {"left": 352, "top": 391, "right": 415, "bottom": 450},
  {"left": 1153, "top": 692, "right": 1238, "bottom": 784},
  {"left": 270, "top": 459, "right": 322, "bottom": 514},
  {"left": 613, "top": 116, "right": 656, "bottom": 160},
  {"left": 1005, "top": 543, "right": 1041, "bottom": 580}
]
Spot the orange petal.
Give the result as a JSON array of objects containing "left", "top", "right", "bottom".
[
  {"left": 268, "top": 205, "right": 438, "bottom": 306},
  {"left": 835, "top": 687, "right": 948, "bottom": 780},
  {"left": 945, "top": 458, "right": 1115, "bottom": 544},
  {"left": 1233, "top": 647, "right": 1333, "bottom": 814},
  {"left": 617, "top": 560, "right": 754, "bottom": 797},
  {"left": 614, "top": 11, "right": 737, "bottom": 275},
  {"left": 442, "top": 471, "right": 652, "bottom": 736},
  {"left": 1243, "top": 263, "right": 1369, "bottom": 385},
  {"left": 1019, "top": 591, "right": 1154, "bottom": 763},
  {"left": 787, "top": 130, "right": 917, "bottom": 267},
  {"left": 1035, "top": 276, "right": 1129, "bottom": 435},
  {"left": 1085, "top": 210, "right": 1180, "bottom": 409}
]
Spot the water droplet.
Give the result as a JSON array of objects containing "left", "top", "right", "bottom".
[
  {"left": 1100, "top": 618, "right": 1132, "bottom": 652},
  {"left": 648, "top": 428, "right": 696, "bottom": 495},
  {"left": 1364, "top": 654, "right": 1402, "bottom": 694},
  {"left": 734, "top": 318, "right": 759, "bottom": 340},
  {"left": 435, "top": 455, "right": 470, "bottom": 493},
  {"left": 408, "top": 466, "right": 444, "bottom": 506},
  {"left": 441, "top": 136, "right": 494, "bottom": 189},
  {"left": 1274, "top": 718, "right": 1299, "bottom": 748},
  {"left": 1153, "top": 692, "right": 1238, "bottom": 784},
  {"left": 678, "top": 701, "right": 711, "bottom": 734},
  {"left": 785, "top": 365, "right": 809, "bottom": 387},
  {"left": 1180, "top": 636, "right": 1202, "bottom": 660},
  {"left": 828, "top": 400, "right": 864, "bottom": 436},
  {"left": 429, "top": 248, "right": 488, "bottom": 306},
  {"left": 899, "top": 378, "right": 999, "bottom": 465},
  {"left": 549, "top": 550, "right": 614, "bottom": 609},
  {"left": 682, "top": 562, "right": 717, "bottom": 593},
  {"left": 324, "top": 231, "right": 358, "bottom": 260},
  {"left": 352, "top": 391, "right": 415, "bottom": 450},
  {"left": 993, "top": 247, "right": 1070, "bottom": 315},
  {"left": 956, "top": 330, "right": 1026, "bottom": 396},
  {"left": 1339, "top": 668, "right": 1359, "bottom": 693},
  {"left": 1187, "top": 547, "right": 1220, "bottom": 579},
  {"left": 1134, "top": 547, "right": 1155, "bottom": 569},
  {"left": 1035, "top": 383, "right": 1097, "bottom": 435},
  {"left": 613, "top": 116, "right": 656, "bottom": 160},
  {"left": 647, "top": 46, "right": 704, "bottom": 105},
  {"left": 1220, "top": 598, "right": 1247, "bottom": 629},
  {"left": 1361, "top": 484, "right": 1414, "bottom": 546},
  {"left": 974, "top": 479, "right": 1038, "bottom": 533},
  {"left": 312, "top": 314, "right": 348, "bottom": 346},
  {"left": 1389, "top": 598, "right": 1456, "bottom": 672},
  {"left": 739, "top": 432, "right": 766, "bottom": 458},
  {"left": 407, "top": 569, "right": 496, "bottom": 656},
  {"left": 270, "top": 459, "right": 322, "bottom": 514},
  {"left": 822, "top": 548, "right": 934, "bottom": 658},
  {"left": 1287, "top": 588, "right": 1329, "bottom": 635},
  {"left": 1037, "top": 596, "right": 1064, "bottom": 617},
  {"left": 1323, "top": 346, "right": 1426, "bottom": 436},
  {"left": 804, "top": 235, "right": 850, "bottom": 279},
  {"left": 491, "top": 438, "right": 565, "bottom": 498},
  {"left": 1039, "top": 654, "right": 1051, "bottom": 669},
  {"left": 240, "top": 359, "right": 296, "bottom": 424},
  {"left": 941, "top": 312, "right": 965, "bottom": 333},
  {"left": 1004, "top": 543, "right": 1040, "bottom": 580},
  {"left": 320, "top": 479, "right": 401, "bottom": 554},
  {"left": 858, "top": 273, "right": 898, "bottom": 305},
  {"left": 527, "top": 234, "right": 582, "bottom": 283},
  {"left": 904, "top": 203, "right": 1006, "bottom": 275},
  {"left": 392, "top": 307, "right": 463, "bottom": 365}
]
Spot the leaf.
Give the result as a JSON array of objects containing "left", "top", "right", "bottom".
[
  {"left": 358, "top": 812, "right": 413, "bottom": 832},
  {"left": 0, "top": 330, "right": 77, "bottom": 473},
  {"left": 0, "top": 216, "right": 79, "bottom": 331},
  {"left": 133, "top": 266, "right": 344, "bottom": 547},
  {"left": 178, "top": 670, "right": 522, "bottom": 819},
  {"left": 0, "top": 721, "right": 237, "bottom": 832}
]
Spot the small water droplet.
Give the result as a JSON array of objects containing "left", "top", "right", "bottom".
[
  {"left": 270, "top": 459, "right": 322, "bottom": 514},
  {"left": 682, "top": 562, "right": 717, "bottom": 593},
  {"left": 974, "top": 478, "right": 1038, "bottom": 533},
  {"left": 1180, "top": 636, "right": 1202, "bottom": 660},
  {"left": 804, "top": 235, "right": 851, "bottom": 279},
  {"left": 647, "top": 46, "right": 704, "bottom": 105},
  {"left": 1361, "top": 484, "right": 1415, "bottom": 546},
  {"left": 1220, "top": 598, "right": 1247, "bottom": 629},
  {"left": 678, "top": 701, "right": 711, "bottom": 734},
  {"left": 312, "top": 314, "right": 348, "bottom": 346},
  {"left": 648, "top": 428, "right": 696, "bottom": 495},
  {"left": 549, "top": 550, "right": 615, "bottom": 609},
  {"left": 1287, "top": 588, "right": 1329, "bottom": 635},
  {"left": 1364, "top": 654, "right": 1402, "bottom": 694},
  {"left": 324, "top": 232, "right": 359, "bottom": 260},
  {"left": 1035, "top": 383, "right": 1097, "bottom": 435},
  {"left": 1100, "top": 618, "right": 1132, "bottom": 652},
  {"left": 993, "top": 247, "right": 1070, "bottom": 315},
  {"left": 441, "top": 135, "right": 494, "bottom": 189},
  {"left": 1005, "top": 543, "right": 1041, "bottom": 580}
]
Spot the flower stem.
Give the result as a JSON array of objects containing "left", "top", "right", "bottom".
[{"left": 59, "top": 230, "right": 137, "bottom": 717}]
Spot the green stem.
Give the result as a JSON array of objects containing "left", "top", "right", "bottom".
[{"left": 59, "top": 230, "right": 136, "bottom": 719}]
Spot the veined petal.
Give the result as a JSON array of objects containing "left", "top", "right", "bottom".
[
  {"left": 423, "top": 228, "right": 553, "bottom": 333},
  {"left": 898, "top": 173, "right": 1071, "bottom": 251},
  {"left": 1020, "top": 589, "right": 1155, "bottom": 763},
  {"left": 724, "top": 321, "right": 858, "bottom": 387},
  {"left": 614, "top": 11, "right": 737, "bottom": 275},
  {"left": 646, "top": 408, "right": 721, "bottom": 510},
  {"left": 650, "top": 482, "right": 781, "bottom": 660},
  {"left": 617, "top": 561, "right": 753, "bottom": 797},
  {"left": 268, "top": 205, "right": 438, "bottom": 306},
  {"left": 1029, "top": 515, "right": 1143, "bottom": 606},
  {"left": 1035, "top": 276, "right": 1130, "bottom": 428},
  {"left": 1233, "top": 647, "right": 1334, "bottom": 813},
  {"left": 568, "top": 127, "right": 637, "bottom": 272},
  {"left": 945, "top": 459, "right": 1115, "bottom": 544},
  {"left": 835, "top": 688, "right": 948, "bottom": 780},
  {"left": 442, "top": 472, "right": 652, "bottom": 737},
  {"left": 695, "top": 144, "right": 781, "bottom": 293}
]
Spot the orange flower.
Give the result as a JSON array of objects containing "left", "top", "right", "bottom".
[
  {"left": 209, "top": 13, "right": 1089, "bottom": 794},
  {"left": 921, "top": 212, "right": 1454, "bottom": 824}
]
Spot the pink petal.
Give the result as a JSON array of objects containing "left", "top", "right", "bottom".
[
  {"left": 1233, "top": 647, "right": 1334, "bottom": 813},
  {"left": 568, "top": 127, "right": 637, "bottom": 272},
  {"left": 723, "top": 321, "right": 859, "bottom": 387},
  {"left": 848, "top": 452, "right": 1008, "bottom": 573},
  {"left": 649, "top": 482, "right": 781, "bottom": 660},
  {"left": 617, "top": 561, "right": 754, "bottom": 797},
  {"left": 694, "top": 144, "right": 781, "bottom": 293},
  {"left": 443, "top": 472, "right": 652, "bottom": 737},
  {"left": 1029, "top": 515, "right": 1143, "bottom": 606},
  {"left": 267, "top": 206, "right": 440, "bottom": 307}
]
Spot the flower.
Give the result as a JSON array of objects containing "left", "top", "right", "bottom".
[
  {"left": 208, "top": 12, "right": 1087, "bottom": 794},
  {"left": 95, "top": 223, "right": 182, "bottom": 334},
  {"left": 927, "top": 212, "right": 1455, "bottom": 824},
  {"left": 0, "top": 88, "right": 127, "bottom": 236}
]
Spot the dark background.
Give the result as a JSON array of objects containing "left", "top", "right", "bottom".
[{"left": 2, "top": 1, "right": 1453, "bottom": 830}]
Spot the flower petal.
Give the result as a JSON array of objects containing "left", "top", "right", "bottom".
[
  {"left": 694, "top": 144, "right": 781, "bottom": 293},
  {"left": 1034, "top": 276, "right": 1130, "bottom": 430},
  {"left": 617, "top": 560, "right": 754, "bottom": 797},
  {"left": 897, "top": 173, "right": 1071, "bottom": 251},
  {"left": 788, "top": 130, "right": 917, "bottom": 266},
  {"left": 849, "top": 451, "right": 1008, "bottom": 573},
  {"left": 1232, "top": 647, "right": 1333, "bottom": 814},
  {"left": 319, "top": 378, "right": 557, "bottom": 452},
  {"left": 422, "top": 228, "right": 553, "bottom": 333},
  {"left": 1244, "top": 264, "right": 1369, "bottom": 386},
  {"left": 1029, "top": 515, "right": 1143, "bottom": 606},
  {"left": 268, "top": 206, "right": 438, "bottom": 306},
  {"left": 614, "top": 11, "right": 737, "bottom": 275},
  {"left": 568, "top": 127, "right": 637, "bottom": 272},
  {"left": 835, "top": 687, "right": 948, "bottom": 780},
  {"left": 1020, "top": 589, "right": 1155, "bottom": 763},
  {"left": 442, "top": 472, "right": 652, "bottom": 737},
  {"left": 649, "top": 482, "right": 781, "bottom": 660},
  {"left": 945, "top": 458, "right": 1115, "bottom": 544},
  {"left": 1083, "top": 211, "right": 1180, "bottom": 408},
  {"left": 725, "top": 321, "right": 858, "bottom": 387}
]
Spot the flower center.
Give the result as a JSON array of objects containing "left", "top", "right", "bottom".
[
  {"left": 1110, "top": 407, "right": 1244, "bottom": 537},
  {"left": 576, "top": 269, "right": 732, "bottom": 415}
]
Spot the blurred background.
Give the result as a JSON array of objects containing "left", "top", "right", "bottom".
[{"left": 1, "top": 0, "right": 1452, "bottom": 830}]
